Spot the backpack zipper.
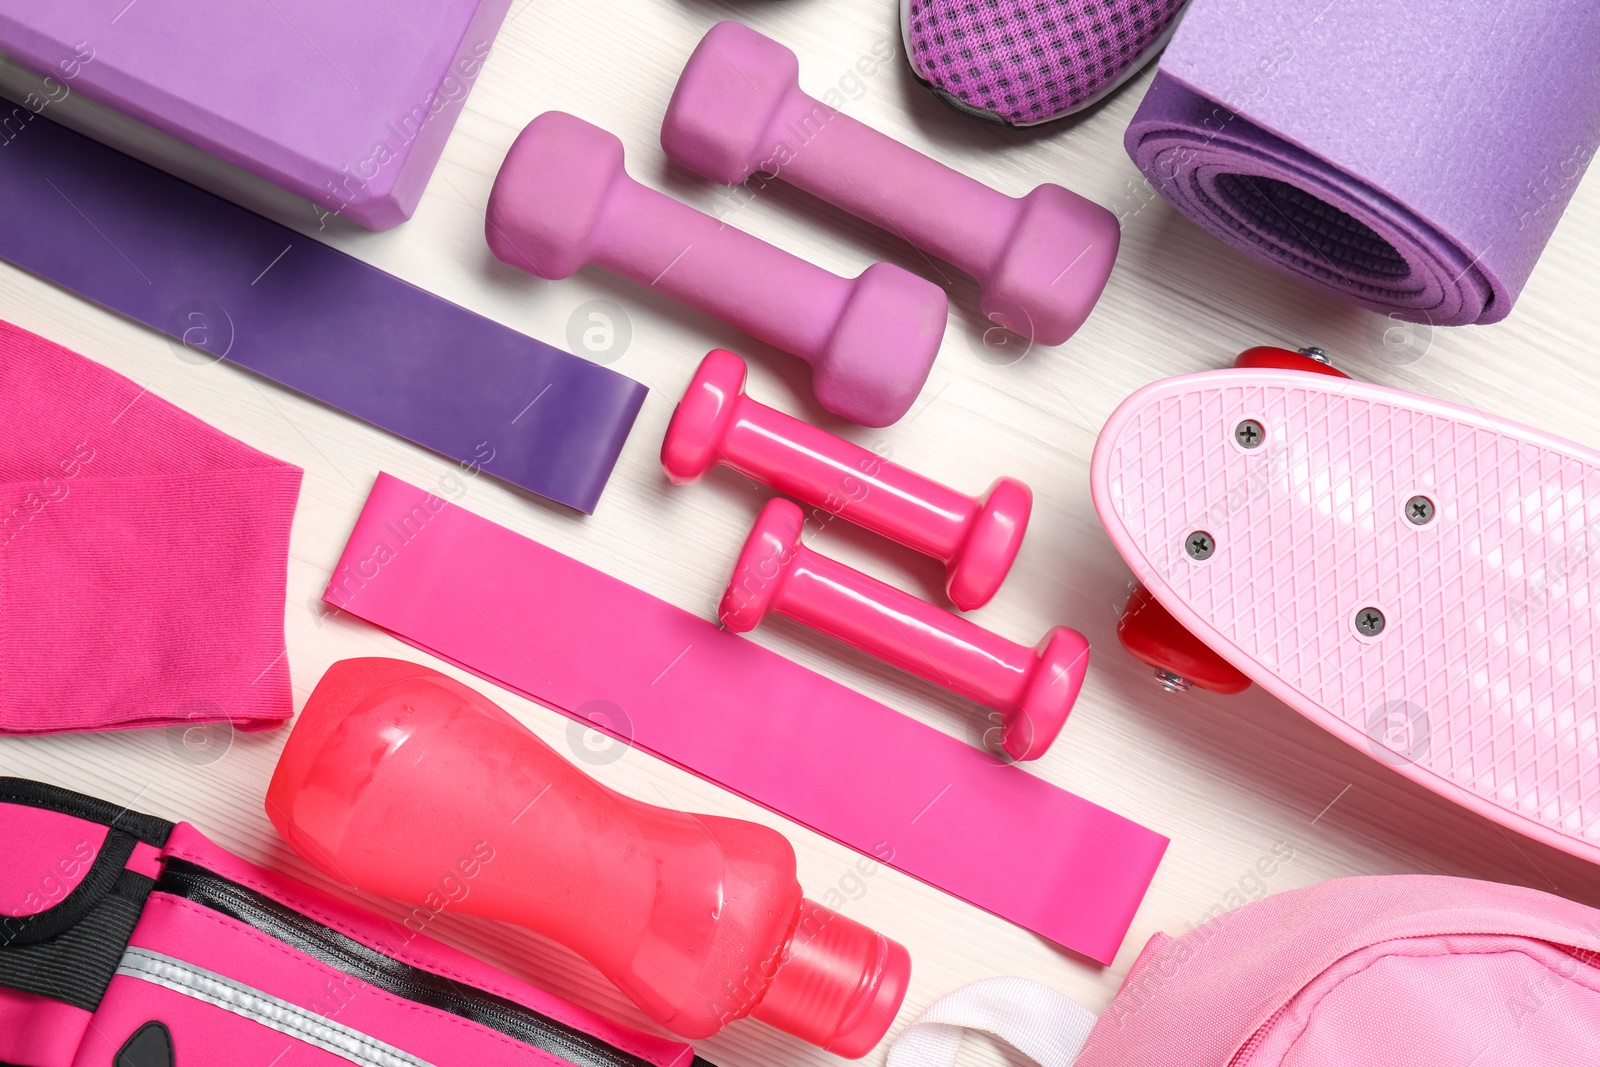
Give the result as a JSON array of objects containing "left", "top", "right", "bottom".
[
  {"left": 154, "top": 859, "right": 712, "bottom": 1067},
  {"left": 1226, "top": 1004, "right": 1288, "bottom": 1066}
]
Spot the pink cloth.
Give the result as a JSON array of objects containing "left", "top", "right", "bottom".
[{"left": 0, "top": 320, "right": 300, "bottom": 733}]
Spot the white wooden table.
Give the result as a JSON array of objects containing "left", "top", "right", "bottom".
[{"left": 5, "top": 2, "right": 1600, "bottom": 1065}]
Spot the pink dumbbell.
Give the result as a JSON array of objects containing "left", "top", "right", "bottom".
[
  {"left": 720, "top": 498, "right": 1089, "bottom": 761},
  {"left": 661, "top": 22, "right": 1120, "bottom": 347},
  {"left": 486, "top": 111, "right": 947, "bottom": 427},
  {"left": 664, "top": 349, "right": 1031, "bottom": 610}
]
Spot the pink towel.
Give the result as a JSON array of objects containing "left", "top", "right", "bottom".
[{"left": 0, "top": 320, "right": 301, "bottom": 734}]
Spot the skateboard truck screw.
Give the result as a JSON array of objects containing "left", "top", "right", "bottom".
[
  {"left": 1154, "top": 669, "right": 1193, "bottom": 693},
  {"left": 1185, "top": 530, "right": 1215, "bottom": 560},
  {"left": 1298, "top": 346, "right": 1331, "bottom": 364},
  {"left": 1235, "top": 419, "right": 1265, "bottom": 449},
  {"left": 1355, "top": 606, "right": 1386, "bottom": 637},
  {"left": 1405, "top": 496, "right": 1435, "bottom": 525}
]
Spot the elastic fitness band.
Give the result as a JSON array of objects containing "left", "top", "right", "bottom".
[
  {"left": 0, "top": 114, "right": 644, "bottom": 513},
  {"left": 325, "top": 474, "right": 1168, "bottom": 963}
]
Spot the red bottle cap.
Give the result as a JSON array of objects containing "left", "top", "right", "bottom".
[{"left": 751, "top": 898, "right": 911, "bottom": 1059}]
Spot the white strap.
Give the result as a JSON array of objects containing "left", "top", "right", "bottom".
[{"left": 886, "top": 977, "right": 1097, "bottom": 1067}]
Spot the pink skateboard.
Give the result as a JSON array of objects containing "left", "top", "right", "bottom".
[{"left": 1093, "top": 347, "right": 1600, "bottom": 864}]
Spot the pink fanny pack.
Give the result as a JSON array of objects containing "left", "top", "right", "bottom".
[
  {"left": 890, "top": 876, "right": 1600, "bottom": 1067},
  {"left": 0, "top": 777, "right": 701, "bottom": 1067}
]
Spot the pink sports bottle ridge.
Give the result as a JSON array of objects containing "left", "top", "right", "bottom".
[{"left": 267, "top": 658, "right": 911, "bottom": 1056}]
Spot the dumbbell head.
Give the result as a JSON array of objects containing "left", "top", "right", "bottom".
[
  {"left": 983, "top": 185, "right": 1122, "bottom": 348},
  {"left": 661, "top": 20, "right": 798, "bottom": 186},
  {"left": 494, "top": 111, "right": 940, "bottom": 426},
  {"left": 719, "top": 497, "right": 805, "bottom": 634},
  {"left": 819, "top": 263, "right": 945, "bottom": 428},
  {"left": 663, "top": 23, "right": 1117, "bottom": 349},
  {"left": 947, "top": 477, "right": 1033, "bottom": 612},
  {"left": 486, "top": 111, "right": 629, "bottom": 280},
  {"left": 661, "top": 348, "right": 747, "bottom": 485},
  {"left": 1004, "top": 627, "right": 1090, "bottom": 762},
  {"left": 721, "top": 499, "right": 1081, "bottom": 761}
]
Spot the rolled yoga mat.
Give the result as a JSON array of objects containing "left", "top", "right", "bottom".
[
  {"left": 1125, "top": 0, "right": 1600, "bottom": 326},
  {"left": 0, "top": 114, "right": 645, "bottom": 515}
]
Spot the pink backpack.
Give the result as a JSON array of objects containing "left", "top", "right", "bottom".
[{"left": 890, "top": 876, "right": 1600, "bottom": 1066}]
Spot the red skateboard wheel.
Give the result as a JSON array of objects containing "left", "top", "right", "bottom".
[
  {"left": 1116, "top": 582, "right": 1251, "bottom": 695},
  {"left": 1232, "top": 346, "right": 1352, "bottom": 377}
]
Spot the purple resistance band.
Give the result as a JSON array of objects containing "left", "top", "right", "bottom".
[
  {"left": 0, "top": 114, "right": 645, "bottom": 514},
  {"left": 326, "top": 474, "right": 1169, "bottom": 965}
]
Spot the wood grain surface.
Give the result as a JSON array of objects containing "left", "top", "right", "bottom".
[{"left": 3, "top": 2, "right": 1599, "bottom": 1065}]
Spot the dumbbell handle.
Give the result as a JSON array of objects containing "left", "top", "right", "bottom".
[
  {"left": 722, "top": 395, "right": 972, "bottom": 560},
  {"left": 596, "top": 177, "right": 847, "bottom": 359},
  {"left": 737, "top": 529, "right": 1030, "bottom": 707},
  {"left": 758, "top": 90, "right": 1012, "bottom": 277},
  {"left": 666, "top": 351, "right": 1030, "bottom": 610},
  {"left": 664, "top": 24, "right": 1118, "bottom": 346},
  {"left": 722, "top": 499, "right": 1087, "bottom": 760}
]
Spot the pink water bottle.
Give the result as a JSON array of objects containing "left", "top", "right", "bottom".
[{"left": 266, "top": 658, "right": 910, "bottom": 1056}]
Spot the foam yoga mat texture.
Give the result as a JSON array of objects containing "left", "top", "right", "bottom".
[
  {"left": 325, "top": 474, "right": 1169, "bottom": 964},
  {"left": 0, "top": 115, "right": 645, "bottom": 514},
  {"left": 0, "top": 0, "right": 511, "bottom": 229},
  {"left": 1125, "top": 0, "right": 1600, "bottom": 326}
]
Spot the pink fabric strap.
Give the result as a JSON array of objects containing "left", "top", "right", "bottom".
[
  {"left": 324, "top": 473, "right": 1167, "bottom": 963},
  {"left": 0, "top": 321, "right": 300, "bottom": 733}
]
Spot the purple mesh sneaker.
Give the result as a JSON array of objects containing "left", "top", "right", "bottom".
[{"left": 902, "top": 0, "right": 1192, "bottom": 126}]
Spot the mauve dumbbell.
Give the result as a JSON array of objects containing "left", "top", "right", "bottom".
[
  {"left": 486, "top": 111, "right": 947, "bottom": 427},
  {"left": 662, "top": 22, "right": 1120, "bottom": 347},
  {"left": 720, "top": 498, "right": 1088, "bottom": 761},
  {"left": 664, "top": 349, "right": 1030, "bottom": 610}
]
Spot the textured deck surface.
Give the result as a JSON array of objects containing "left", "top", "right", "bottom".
[{"left": 1098, "top": 370, "right": 1600, "bottom": 860}]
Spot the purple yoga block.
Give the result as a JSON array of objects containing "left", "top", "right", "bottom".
[{"left": 0, "top": 0, "right": 511, "bottom": 229}]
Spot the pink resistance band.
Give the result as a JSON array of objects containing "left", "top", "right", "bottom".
[
  {"left": 0, "top": 321, "right": 301, "bottom": 733},
  {"left": 325, "top": 474, "right": 1167, "bottom": 963}
]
